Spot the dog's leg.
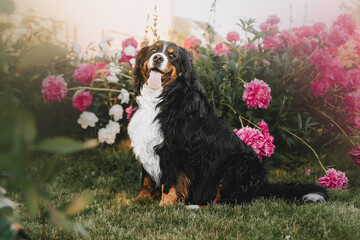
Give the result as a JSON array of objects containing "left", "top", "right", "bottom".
[
  {"left": 136, "top": 169, "right": 157, "bottom": 200},
  {"left": 213, "top": 178, "right": 224, "bottom": 204},
  {"left": 160, "top": 185, "right": 178, "bottom": 206},
  {"left": 159, "top": 172, "right": 191, "bottom": 206}
]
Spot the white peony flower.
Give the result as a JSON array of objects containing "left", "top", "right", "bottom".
[
  {"left": 99, "top": 42, "right": 108, "bottom": 56},
  {"left": 98, "top": 120, "right": 120, "bottom": 144},
  {"left": 106, "top": 120, "right": 120, "bottom": 134},
  {"left": 109, "top": 105, "right": 124, "bottom": 121},
  {"left": 118, "top": 89, "right": 130, "bottom": 104},
  {"left": 109, "top": 62, "right": 121, "bottom": 75},
  {"left": 77, "top": 111, "right": 99, "bottom": 129},
  {"left": 129, "top": 58, "right": 136, "bottom": 66},
  {"left": 107, "top": 74, "right": 119, "bottom": 83},
  {"left": 124, "top": 45, "right": 136, "bottom": 57},
  {"left": 98, "top": 127, "right": 116, "bottom": 144}
]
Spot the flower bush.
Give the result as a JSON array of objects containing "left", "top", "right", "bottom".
[
  {"left": 40, "top": 36, "right": 136, "bottom": 144},
  {"left": 35, "top": 12, "right": 359, "bottom": 189},
  {"left": 189, "top": 14, "right": 360, "bottom": 188}
]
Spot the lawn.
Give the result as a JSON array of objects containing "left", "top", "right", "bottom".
[{"left": 12, "top": 147, "right": 360, "bottom": 240}]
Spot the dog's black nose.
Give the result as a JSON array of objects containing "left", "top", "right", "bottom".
[{"left": 153, "top": 54, "right": 164, "bottom": 64}]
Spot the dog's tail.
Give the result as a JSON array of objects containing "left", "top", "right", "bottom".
[{"left": 263, "top": 182, "right": 328, "bottom": 203}]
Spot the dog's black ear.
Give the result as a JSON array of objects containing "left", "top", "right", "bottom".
[
  {"left": 178, "top": 47, "right": 196, "bottom": 86},
  {"left": 133, "top": 46, "right": 149, "bottom": 95}
]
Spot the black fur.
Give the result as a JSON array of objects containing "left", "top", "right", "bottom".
[{"left": 133, "top": 43, "right": 328, "bottom": 205}]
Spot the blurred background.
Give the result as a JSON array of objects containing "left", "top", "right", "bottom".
[{"left": 3, "top": 0, "right": 351, "bottom": 50}]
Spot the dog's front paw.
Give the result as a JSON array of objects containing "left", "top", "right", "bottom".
[{"left": 159, "top": 187, "right": 178, "bottom": 206}]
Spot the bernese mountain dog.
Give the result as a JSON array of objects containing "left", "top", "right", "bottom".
[{"left": 127, "top": 40, "right": 328, "bottom": 207}]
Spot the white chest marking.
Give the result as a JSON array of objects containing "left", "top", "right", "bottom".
[{"left": 127, "top": 85, "right": 163, "bottom": 186}]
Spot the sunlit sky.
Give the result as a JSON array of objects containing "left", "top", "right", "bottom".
[{"left": 174, "top": 0, "right": 348, "bottom": 37}]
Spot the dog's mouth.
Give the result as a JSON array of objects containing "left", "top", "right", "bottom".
[{"left": 146, "top": 67, "right": 172, "bottom": 90}]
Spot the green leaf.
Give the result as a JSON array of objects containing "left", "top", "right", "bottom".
[
  {"left": 17, "top": 44, "right": 67, "bottom": 71},
  {"left": 297, "top": 113, "right": 302, "bottom": 129},
  {"left": 36, "top": 137, "right": 84, "bottom": 155}
]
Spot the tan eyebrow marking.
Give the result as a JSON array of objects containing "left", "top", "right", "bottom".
[
  {"left": 155, "top": 42, "right": 162, "bottom": 48},
  {"left": 168, "top": 48, "right": 174, "bottom": 54}
]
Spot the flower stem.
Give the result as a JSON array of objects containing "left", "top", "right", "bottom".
[
  {"left": 118, "top": 73, "right": 134, "bottom": 79},
  {"left": 224, "top": 104, "right": 260, "bottom": 130},
  {"left": 67, "top": 86, "right": 123, "bottom": 93},
  {"left": 277, "top": 125, "right": 327, "bottom": 174},
  {"left": 310, "top": 107, "right": 355, "bottom": 146}
]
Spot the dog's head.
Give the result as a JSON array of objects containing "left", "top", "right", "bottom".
[{"left": 133, "top": 40, "right": 195, "bottom": 94}]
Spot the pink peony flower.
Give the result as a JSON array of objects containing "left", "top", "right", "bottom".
[
  {"left": 305, "top": 169, "right": 311, "bottom": 175},
  {"left": 312, "top": 22, "right": 328, "bottom": 39},
  {"left": 72, "top": 91, "right": 93, "bottom": 112},
  {"left": 344, "top": 91, "right": 360, "bottom": 114},
  {"left": 323, "top": 62, "right": 349, "bottom": 89},
  {"left": 118, "top": 38, "right": 138, "bottom": 67},
  {"left": 214, "top": 43, "right": 231, "bottom": 56},
  {"left": 263, "top": 34, "right": 282, "bottom": 53},
  {"left": 125, "top": 105, "right": 133, "bottom": 120},
  {"left": 333, "top": 14, "right": 357, "bottom": 36},
  {"left": 260, "top": 15, "right": 280, "bottom": 33},
  {"left": 41, "top": 76, "right": 68, "bottom": 103},
  {"left": 349, "top": 143, "right": 360, "bottom": 167},
  {"left": 122, "top": 37, "right": 138, "bottom": 49},
  {"left": 233, "top": 121, "right": 275, "bottom": 160},
  {"left": 310, "top": 49, "right": 334, "bottom": 72},
  {"left": 94, "top": 62, "right": 110, "bottom": 77},
  {"left": 326, "top": 25, "right": 350, "bottom": 48},
  {"left": 226, "top": 31, "right": 240, "bottom": 42},
  {"left": 318, "top": 168, "right": 348, "bottom": 189},
  {"left": 310, "top": 76, "right": 333, "bottom": 97},
  {"left": 184, "top": 35, "right": 200, "bottom": 51},
  {"left": 73, "top": 63, "right": 96, "bottom": 85},
  {"left": 242, "top": 78, "right": 272, "bottom": 109}
]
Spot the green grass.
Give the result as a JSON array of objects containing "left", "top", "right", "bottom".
[{"left": 11, "top": 148, "right": 360, "bottom": 240}]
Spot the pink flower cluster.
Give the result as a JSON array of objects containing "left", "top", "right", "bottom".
[
  {"left": 41, "top": 76, "right": 68, "bottom": 103},
  {"left": 234, "top": 120, "right": 275, "bottom": 160},
  {"left": 242, "top": 78, "right": 272, "bottom": 109},
  {"left": 214, "top": 43, "right": 231, "bottom": 56},
  {"left": 72, "top": 91, "right": 93, "bottom": 112},
  {"left": 318, "top": 168, "right": 349, "bottom": 189},
  {"left": 309, "top": 14, "right": 360, "bottom": 132},
  {"left": 119, "top": 37, "right": 138, "bottom": 67},
  {"left": 261, "top": 15, "right": 327, "bottom": 56}
]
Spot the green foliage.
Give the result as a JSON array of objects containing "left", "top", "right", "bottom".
[{"left": 194, "top": 19, "right": 351, "bottom": 168}]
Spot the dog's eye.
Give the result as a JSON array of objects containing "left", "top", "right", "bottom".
[{"left": 169, "top": 53, "right": 175, "bottom": 59}]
